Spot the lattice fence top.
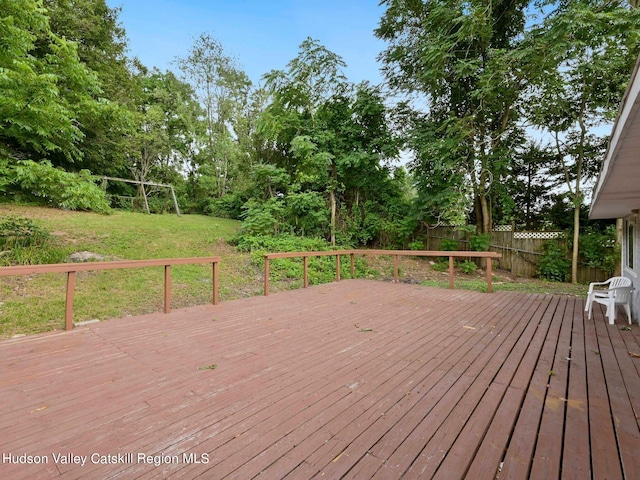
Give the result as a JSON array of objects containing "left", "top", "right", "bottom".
[
  {"left": 493, "top": 225, "right": 513, "bottom": 232},
  {"left": 513, "top": 231, "right": 565, "bottom": 240}
]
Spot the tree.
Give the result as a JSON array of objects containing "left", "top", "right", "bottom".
[
  {"left": 527, "top": 0, "right": 640, "bottom": 282},
  {"left": 0, "top": 0, "right": 101, "bottom": 173},
  {"left": 176, "top": 33, "right": 252, "bottom": 200},
  {"left": 41, "top": 0, "right": 136, "bottom": 176},
  {"left": 376, "top": 0, "right": 531, "bottom": 233},
  {"left": 260, "top": 39, "right": 401, "bottom": 245}
]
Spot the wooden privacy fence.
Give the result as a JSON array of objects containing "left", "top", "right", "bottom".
[
  {"left": 264, "top": 250, "right": 502, "bottom": 296},
  {"left": 0, "top": 257, "right": 221, "bottom": 331},
  {"left": 424, "top": 227, "right": 609, "bottom": 283}
]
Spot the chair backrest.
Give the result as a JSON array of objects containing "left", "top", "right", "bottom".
[
  {"left": 612, "top": 286, "right": 634, "bottom": 304},
  {"left": 609, "top": 276, "right": 632, "bottom": 288}
]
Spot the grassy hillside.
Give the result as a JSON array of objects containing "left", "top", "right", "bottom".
[
  {"left": 0, "top": 205, "right": 587, "bottom": 339},
  {"left": 0, "top": 205, "right": 261, "bottom": 337}
]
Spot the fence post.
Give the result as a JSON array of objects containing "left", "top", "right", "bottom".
[
  {"left": 487, "top": 257, "right": 493, "bottom": 293},
  {"left": 264, "top": 257, "right": 270, "bottom": 296},
  {"left": 394, "top": 255, "right": 399, "bottom": 283},
  {"left": 449, "top": 256, "right": 455, "bottom": 289},
  {"left": 303, "top": 256, "right": 308, "bottom": 288},
  {"left": 212, "top": 261, "right": 219, "bottom": 305},
  {"left": 65, "top": 271, "right": 76, "bottom": 331},
  {"left": 350, "top": 253, "right": 355, "bottom": 278},
  {"left": 336, "top": 254, "right": 341, "bottom": 282},
  {"left": 164, "top": 265, "right": 171, "bottom": 313}
]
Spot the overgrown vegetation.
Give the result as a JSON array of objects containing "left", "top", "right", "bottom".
[
  {"left": 0, "top": 216, "right": 68, "bottom": 265},
  {"left": 537, "top": 241, "right": 571, "bottom": 282}
]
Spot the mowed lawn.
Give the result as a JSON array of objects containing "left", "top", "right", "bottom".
[{"left": 0, "top": 205, "right": 255, "bottom": 338}]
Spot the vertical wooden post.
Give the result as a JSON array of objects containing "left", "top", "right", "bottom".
[
  {"left": 336, "top": 255, "right": 341, "bottom": 282},
  {"left": 212, "top": 261, "right": 219, "bottom": 305},
  {"left": 350, "top": 253, "right": 355, "bottom": 278},
  {"left": 170, "top": 185, "right": 181, "bottom": 217},
  {"left": 449, "top": 256, "right": 455, "bottom": 289},
  {"left": 303, "top": 256, "right": 308, "bottom": 288},
  {"left": 394, "top": 255, "right": 399, "bottom": 283},
  {"left": 164, "top": 265, "right": 171, "bottom": 313},
  {"left": 487, "top": 257, "right": 493, "bottom": 293},
  {"left": 65, "top": 271, "right": 76, "bottom": 331},
  {"left": 264, "top": 256, "right": 270, "bottom": 296}
]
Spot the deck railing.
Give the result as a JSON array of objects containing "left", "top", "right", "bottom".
[
  {"left": 0, "top": 257, "right": 221, "bottom": 331},
  {"left": 263, "top": 250, "right": 502, "bottom": 296}
]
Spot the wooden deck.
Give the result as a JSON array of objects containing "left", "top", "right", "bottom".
[{"left": 1, "top": 279, "right": 639, "bottom": 479}]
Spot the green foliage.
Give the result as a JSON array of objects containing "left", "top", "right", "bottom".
[
  {"left": 580, "top": 226, "right": 618, "bottom": 275},
  {"left": 408, "top": 239, "right": 424, "bottom": 251},
  {"left": 206, "top": 192, "right": 245, "bottom": 219},
  {"left": 440, "top": 239, "right": 458, "bottom": 251},
  {"left": 233, "top": 233, "right": 365, "bottom": 285},
  {"left": 0, "top": 216, "right": 49, "bottom": 249},
  {"left": 432, "top": 259, "right": 449, "bottom": 272},
  {"left": 469, "top": 234, "right": 491, "bottom": 252},
  {"left": 13, "top": 161, "right": 111, "bottom": 213},
  {"left": 0, "top": 216, "right": 68, "bottom": 265},
  {"left": 458, "top": 260, "right": 478, "bottom": 275},
  {"left": 537, "top": 241, "right": 570, "bottom": 282},
  {"left": 240, "top": 199, "right": 284, "bottom": 236}
]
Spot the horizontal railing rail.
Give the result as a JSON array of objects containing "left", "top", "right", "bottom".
[
  {"left": 263, "top": 250, "right": 502, "bottom": 296},
  {"left": 0, "top": 257, "right": 221, "bottom": 331}
]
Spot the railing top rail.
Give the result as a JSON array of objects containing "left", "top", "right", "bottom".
[
  {"left": 264, "top": 250, "right": 501, "bottom": 260},
  {"left": 0, "top": 257, "right": 222, "bottom": 276}
]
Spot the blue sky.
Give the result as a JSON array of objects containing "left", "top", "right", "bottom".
[{"left": 107, "top": 0, "right": 387, "bottom": 86}]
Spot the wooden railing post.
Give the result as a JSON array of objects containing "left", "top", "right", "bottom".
[
  {"left": 487, "top": 257, "right": 493, "bottom": 293},
  {"left": 394, "top": 255, "right": 399, "bottom": 283},
  {"left": 350, "top": 253, "right": 355, "bottom": 278},
  {"left": 164, "top": 265, "right": 171, "bottom": 313},
  {"left": 303, "top": 256, "right": 308, "bottom": 288},
  {"left": 65, "top": 271, "right": 76, "bottom": 331},
  {"left": 264, "top": 256, "right": 270, "bottom": 296},
  {"left": 212, "top": 261, "right": 219, "bottom": 305},
  {"left": 336, "top": 255, "right": 341, "bottom": 282},
  {"left": 449, "top": 256, "right": 455, "bottom": 289}
]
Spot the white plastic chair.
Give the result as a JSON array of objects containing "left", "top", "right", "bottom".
[{"left": 585, "top": 276, "right": 634, "bottom": 324}]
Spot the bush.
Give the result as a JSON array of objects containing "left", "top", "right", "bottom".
[
  {"left": 537, "top": 241, "right": 570, "bottom": 282},
  {"left": 440, "top": 239, "right": 458, "bottom": 251},
  {"left": 13, "top": 160, "right": 111, "bottom": 214},
  {"left": 459, "top": 259, "right": 478, "bottom": 274},
  {"left": 469, "top": 233, "right": 491, "bottom": 252},
  {"left": 0, "top": 216, "right": 68, "bottom": 265},
  {"left": 580, "top": 226, "right": 618, "bottom": 275},
  {"left": 233, "top": 233, "right": 368, "bottom": 285},
  {"left": 432, "top": 259, "right": 449, "bottom": 272}
]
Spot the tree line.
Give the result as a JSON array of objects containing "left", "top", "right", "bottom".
[{"left": 1, "top": 0, "right": 639, "bottom": 280}]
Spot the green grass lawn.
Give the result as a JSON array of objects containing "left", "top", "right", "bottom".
[
  {"left": 0, "top": 205, "right": 589, "bottom": 338},
  {"left": 0, "top": 206, "right": 260, "bottom": 337}
]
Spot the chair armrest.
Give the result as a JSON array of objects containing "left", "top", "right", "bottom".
[{"left": 587, "top": 280, "right": 611, "bottom": 294}]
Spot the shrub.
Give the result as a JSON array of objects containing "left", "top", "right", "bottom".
[
  {"left": 580, "top": 226, "right": 618, "bottom": 275},
  {"left": 0, "top": 217, "right": 68, "bottom": 265},
  {"left": 469, "top": 233, "right": 491, "bottom": 252},
  {"left": 440, "top": 239, "right": 458, "bottom": 251},
  {"left": 537, "top": 241, "right": 570, "bottom": 282},
  {"left": 432, "top": 259, "right": 449, "bottom": 272},
  {"left": 459, "top": 259, "right": 478, "bottom": 274},
  {"left": 13, "top": 160, "right": 111, "bottom": 214}
]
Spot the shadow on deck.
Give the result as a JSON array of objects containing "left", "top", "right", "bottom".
[{"left": 1, "top": 279, "right": 639, "bottom": 479}]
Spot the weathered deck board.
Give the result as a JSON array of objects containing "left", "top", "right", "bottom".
[{"left": 1, "top": 279, "right": 639, "bottom": 480}]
